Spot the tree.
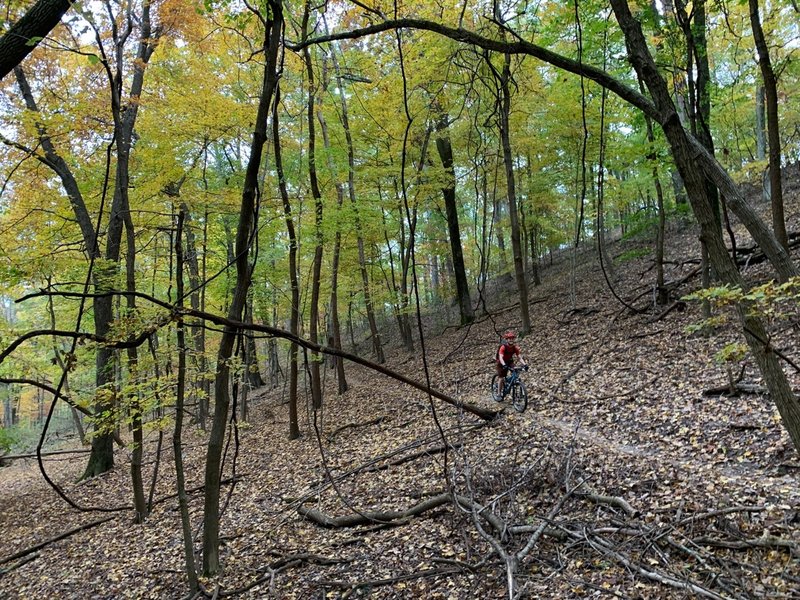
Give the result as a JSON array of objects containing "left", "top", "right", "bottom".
[
  {"left": 4, "top": 0, "right": 162, "bottom": 489},
  {"left": 201, "top": 0, "right": 283, "bottom": 576},
  {"left": 330, "top": 41, "right": 385, "bottom": 363},
  {"left": 300, "top": 1, "right": 324, "bottom": 410},
  {"left": 273, "top": 90, "right": 301, "bottom": 441},
  {"left": 434, "top": 113, "right": 474, "bottom": 325},
  {"left": 749, "top": 0, "right": 788, "bottom": 250},
  {"left": 609, "top": 0, "right": 800, "bottom": 453},
  {"left": 82, "top": 0, "right": 161, "bottom": 480},
  {"left": 316, "top": 44, "right": 348, "bottom": 394},
  {"left": 497, "top": 51, "right": 530, "bottom": 335}
]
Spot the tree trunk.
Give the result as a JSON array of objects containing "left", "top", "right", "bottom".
[
  {"left": 0, "top": 0, "right": 73, "bottom": 80},
  {"left": 85, "top": 0, "right": 158, "bottom": 479},
  {"left": 523, "top": 155, "right": 541, "bottom": 288},
  {"left": 124, "top": 199, "right": 146, "bottom": 523},
  {"left": 329, "top": 41, "right": 384, "bottom": 363},
  {"left": 755, "top": 83, "right": 766, "bottom": 162},
  {"left": 749, "top": 0, "right": 787, "bottom": 250},
  {"left": 244, "top": 298, "right": 264, "bottom": 389},
  {"left": 641, "top": 84, "right": 668, "bottom": 305},
  {"left": 12, "top": 67, "right": 114, "bottom": 477},
  {"left": 202, "top": 4, "right": 282, "bottom": 576},
  {"left": 434, "top": 114, "right": 474, "bottom": 326},
  {"left": 302, "top": 3, "right": 324, "bottom": 410},
  {"left": 273, "top": 89, "right": 301, "bottom": 441},
  {"left": 596, "top": 87, "right": 615, "bottom": 282},
  {"left": 174, "top": 208, "right": 199, "bottom": 593},
  {"left": 499, "top": 54, "right": 530, "bottom": 334},
  {"left": 182, "top": 203, "right": 208, "bottom": 428},
  {"left": 316, "top": 48, "right": 347, "bottom": 394},
  {"left": 494, "top": 195, "right": 509, "bottom": 277},
  {"left": 46, "top": 290, "right": 86, "bottom": 445}
]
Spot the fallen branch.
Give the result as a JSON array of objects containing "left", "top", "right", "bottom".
[
  {"left": 581, "top": 533, "right": 729, "bottom": 600},
  {"left": 327, "top": 416, "right": 387, "bottom": 441},
  {"left": 574, "top": 484, "right": 639, "bottom": 518},
  {"left": 628, "top": 329, "right": 664, "bottom": 340},
  {"left": 298, "top": 492, "right": 452, "bottom": 528},
  {"left": 320, "top": 566, "right": 463, "bottom": 597},
  {"left": 363, "top": 442, "right": 462, "bottom": 473},
  {"left": 0, "top": 448, "right": 91, "bottom": 461},
  {"left": 702, "top": 383, "right": 770, "bottom": 397},
  {"left": 0, "top": 552, "right": 39, "bottom": 577},
  {"left": 592, "top": 377, "right": 658, "bottom": 402},
  {"left": 551, "top": 351, "right": 596, "bottom": 397},
  {"left": 692, "top": 534, "right": 797, "bottom": 551},
  {"left": 297, "top": 423, "right": 486, "bottom": 504},
  {"left": 0, "top": 516, "right": 114, "bottom": 566},
  {"left": 647, "top": 300, "right": 686, "bottom": 324},
  {"left": 217, "top": 553, "right": 348, "bottom": 597},
  {"left": 678, "top": 505, "right": 765, "bottom": 527}
]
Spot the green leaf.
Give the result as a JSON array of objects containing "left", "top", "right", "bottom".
[
  {"left": 25, "top": 36, "right": 43, "bottom": 47},
  {"left": 87, "top": 54, "right": 100, "bottom": 65}
]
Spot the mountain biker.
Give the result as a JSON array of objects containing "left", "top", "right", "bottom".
[{"left": 496, "top": 330, "right": 527, "bottom": 398}]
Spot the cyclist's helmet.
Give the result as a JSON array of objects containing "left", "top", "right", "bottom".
[{"left": 502, "top": 331, "right": 517, "bottom": 342}]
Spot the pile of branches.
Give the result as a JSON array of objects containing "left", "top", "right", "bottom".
[{"left": 296, "top": 433, "right": 798, "bottom": 599}]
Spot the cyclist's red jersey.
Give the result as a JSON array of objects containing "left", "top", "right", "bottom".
[{"left": 497, "top": 342, "right": 520, "bottom": 366}]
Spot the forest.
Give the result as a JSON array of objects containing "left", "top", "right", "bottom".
[{"left": 0, "top": 0, "right": 799, "bottom": 598}]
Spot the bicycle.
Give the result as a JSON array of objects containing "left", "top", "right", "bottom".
[{"left": 491, "top": 365, "right": 528, "bottom": 412}]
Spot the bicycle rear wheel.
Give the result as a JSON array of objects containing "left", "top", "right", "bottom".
[
  {"left": 490, "top": 375, "right": 503, "bottom": 402},
  {"left": 511, "top": 381, "right": 528, "bottom": 412}
]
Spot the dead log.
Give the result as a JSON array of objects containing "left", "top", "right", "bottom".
[{"left": 574, "top": 483, "right": 639, "bottom": 518}]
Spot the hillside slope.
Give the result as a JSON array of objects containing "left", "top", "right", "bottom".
[{"left": 1, "top": 180, "right": 799, "bottom": 599}]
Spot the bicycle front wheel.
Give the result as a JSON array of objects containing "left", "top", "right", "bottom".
[
  {"left": 490, "top": 375, "right": 503, "bottom": 402},
  {"left": 511, "top": 381, "right": 528, "bottom": 412}
]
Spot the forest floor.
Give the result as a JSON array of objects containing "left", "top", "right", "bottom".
[{"left": 1, "top": 177, "right": 800, "bottom": 599}]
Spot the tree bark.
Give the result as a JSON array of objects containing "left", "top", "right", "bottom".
[
  {"left": 123, "top": 200, "right": 146, "bottom": 523},
  {"left": 182, "top": 203, "right": 209, "bottom": 428},
  {"left": 244, "top": 298, "right": 264, "bottom": 389},
  {"left": 174, "top": 208, "right": 199, "bottom": 593},
  {"left": 755, "top": 83, "right": 766, "bottom": 162},
  {"left": 0, "top": 0, "right": 72, "bottom": 81}
]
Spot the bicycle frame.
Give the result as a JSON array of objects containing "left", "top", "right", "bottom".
[{"left": 503, "top": 368, "right": 521, "bottom": 395}]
